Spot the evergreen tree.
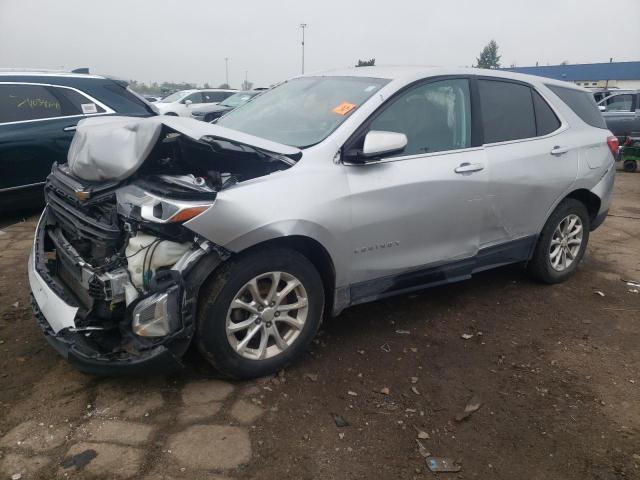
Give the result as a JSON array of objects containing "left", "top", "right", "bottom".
[
  {"left": 475, "top": 40, "right": 501, "bottom": 69},
  {"left": 356, "top": 58, "right": 376, "bottom": 67}
]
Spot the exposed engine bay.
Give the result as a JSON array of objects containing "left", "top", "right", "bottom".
[{"left": 32, "top": 117, "right": 299, "bottom": 370}]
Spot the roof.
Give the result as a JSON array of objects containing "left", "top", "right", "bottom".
[
  {"left": 300, "top": 65, "right": 583, "bottom": 89},
  {"left": 504, "top": 61, "right": 640, "bottom": 81},
  {"left": 0, "top": 69, "right": 105, "bottom": 79}
]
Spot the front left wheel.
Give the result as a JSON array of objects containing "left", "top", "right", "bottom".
[{"left": 196, "top": 248, "right": 324, "bottom": 379}]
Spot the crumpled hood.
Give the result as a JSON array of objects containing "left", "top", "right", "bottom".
[{"left": 67, "top": 115, "right": 302, "bottom": 182}]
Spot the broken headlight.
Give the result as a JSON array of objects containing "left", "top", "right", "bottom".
[{"left": 131, "top": 286, "right": 181, "bottom": 337}]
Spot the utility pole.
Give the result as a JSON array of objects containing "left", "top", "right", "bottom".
[
  {"left": 299, "top": 23, "right": 307, "bottom": 74},
  {"left": 225, "top": 57, "right": 229, "bottom": 87}
]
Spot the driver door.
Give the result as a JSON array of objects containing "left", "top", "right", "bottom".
[{"left": 343, "top": 77, "right": 489, "bottom": 292}]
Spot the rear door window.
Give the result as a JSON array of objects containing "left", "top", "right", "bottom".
[
  {"left": 546, "top": 84, "right": 607, "bottom": 129},
  {"left": 0, "top": 84, "right": 64, "bottom": 123},
  {"left": 478, "top": 79, "right": 536, "bottom": 143}
]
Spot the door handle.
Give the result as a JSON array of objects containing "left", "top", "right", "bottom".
[
  {"left": 63, "top": 126, "right": 77, "bottom": 132},
  {"left": 550, "top": 146, "right": 569, "bottom": 156},
  {"left": 454, "top": 162, "right": 484, "bottom": 173}
]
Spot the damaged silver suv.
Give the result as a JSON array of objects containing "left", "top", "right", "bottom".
[{"left": 29, "top": 67, "right": 616, "bottom": 378}]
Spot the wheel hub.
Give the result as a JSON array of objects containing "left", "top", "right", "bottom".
[{"left": 225, "top": 271, "right": 309, "bottom": 360}]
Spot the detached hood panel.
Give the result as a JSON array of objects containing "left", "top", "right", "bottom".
[{"left": 68, "top": 115, "right": 302, "bottom": 182}]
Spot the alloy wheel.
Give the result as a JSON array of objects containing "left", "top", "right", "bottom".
[
  {"left": 549, "top": 213, "right": 583, "bottom": 271},
  {"left": 226, "top": 271, "right": 309, "bottom": 360}
]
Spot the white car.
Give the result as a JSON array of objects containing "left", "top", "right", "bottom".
[{"left": 154, "top": 89, "right": 236, "bottom": 116}]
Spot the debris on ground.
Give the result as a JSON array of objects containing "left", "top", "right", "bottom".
[
  {"left": 410, "top": 377, "right": 418, "bottom": 384},
  {"left": 411, "top": 386, "right": 420, "bottom": 395},
  {"left": 623, "top": 279, "right": 640, "bottom": 288},
  {"left": 426, "top": 457, "right": 461, "bottom": 473},
  {"left": 380, "top": 343, "right": 391, "bottom": 352},
  {"left": 455, "top": 395, "right": 482, "bottom": 422},
  {"left": 332, "top": 413, "right": 350, "bottom": 427},
  {"left": 413, "top": 425, "right": 430, "bottom": 439},
  {"left": 303, "top": 373, "right": 318, "bottom": 382},
  {"left": 594, "top": 291, "right": 606, "bottom": 297},
  {"left": 11, "top": 474, "right": 22, "bottom": 480},
  {"left": 415, "top": 439, "right": 430, "bottom": 458},
  {"left": 395, "top": 329, "right": 411, "bottom": 335},
  {"left": 347, "top": 390, "right": 358, "bottom": 397},
  {"left": 379, "top": 387, "right": 390, "bottom": 395},
  {"left": 12, "top": 301, "right": 19, "bottom": 308},
  {"left": 461, "top": 333, "right": 474, "bottom": 340}
]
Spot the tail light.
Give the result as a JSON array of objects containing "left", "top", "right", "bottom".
[{"left": 606, "top": 136, "right": 619, "bottom": 157}]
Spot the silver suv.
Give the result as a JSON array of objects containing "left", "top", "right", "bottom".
[{"left": 29, "top": 67, "right": 616, "bottom": 378}]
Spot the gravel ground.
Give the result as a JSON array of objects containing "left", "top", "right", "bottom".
[{"left": 0, "top": 172, "right": 638, "bottom": 480}]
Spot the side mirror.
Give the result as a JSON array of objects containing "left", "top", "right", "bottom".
[
  {"left": 184, "top": 99, "right": 193, "bottom": 106},
  {"left": 598, "top": 105, "right": 606, "bottom": 112},
  {"left": 361, "top": 131, "right": 408, "bottom": 158}
]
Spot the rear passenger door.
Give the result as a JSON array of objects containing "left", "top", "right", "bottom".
[{"left": 478, "top": 78, "right": 578, "bottom": 247}]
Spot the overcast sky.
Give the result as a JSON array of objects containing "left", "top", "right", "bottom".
[{"left": 1, "top": 0, "right": 639, "bottom": 88}]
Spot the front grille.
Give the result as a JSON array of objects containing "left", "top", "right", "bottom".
[{"left": 44, "top": 166, "right": 123, "bottom": 264}]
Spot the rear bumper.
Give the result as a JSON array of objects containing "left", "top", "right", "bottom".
[{"left": 589, "top": 162, "right": 615, "bottom": 231}]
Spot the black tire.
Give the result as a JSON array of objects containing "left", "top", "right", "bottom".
[
  {"left": 528, "top": 198, "right": 590, "bottom": 284},
  {"left": 196, "top": 248, "right": 324, "bottom": 379},
  {"left": 623, "top": 159, "right": 638, "bottom": 173}
]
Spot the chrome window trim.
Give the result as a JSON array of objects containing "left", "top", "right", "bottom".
[
  {"left": 0, "top": 81, "right": 115, "bottom": 126},
  {"left": 0, "top": 181, "right": 46, "bottom": 193},
  {"left": 343, "top": 145, "right": 486, "bottom": 166}
]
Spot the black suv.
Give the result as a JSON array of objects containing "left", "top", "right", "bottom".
[{"left": 0, "top": 71, "right": 156, "bottom": 209}]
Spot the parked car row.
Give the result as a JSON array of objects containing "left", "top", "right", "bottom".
[
  {"left": 190, "top": 90, "right": 261, "bottom": 122},
  {"left": 26, "top": 67, "right": 616, "bottom": 378},
  {"left": 153, "top": 88, "right": 236, "bottom": 116},
  {"left": 595, "top": 90, "right": 640, "bottom": 143}
]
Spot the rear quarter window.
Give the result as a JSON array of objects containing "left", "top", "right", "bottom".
[
  {"left": 100, "top": 83, "right": 155, "bottom": 116},
  {"left": 478, "top": 79, "right": 536, "bottom": 143},
  {"left": 546, "top": 84, "right": 607, "bottom": 129}
]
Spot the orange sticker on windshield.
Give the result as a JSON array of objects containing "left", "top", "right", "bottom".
[{"left": 333, "top": 102, "right": 357, "bottom": 115}]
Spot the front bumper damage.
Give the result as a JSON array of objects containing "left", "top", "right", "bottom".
[{"left": 29, "top": 208, "right": 225, "bottom": 375}]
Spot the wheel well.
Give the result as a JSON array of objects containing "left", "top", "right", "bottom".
[
  {"left": 566, "top": 189, "right": 600, "bottom": 223},
  {"left": 238, "top": 236, "right": 337, "bottom": 315}
]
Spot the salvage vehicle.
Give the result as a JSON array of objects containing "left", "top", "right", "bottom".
[
  {"left": 190, "top": 90, "right": 261, "bottom": 122},
  {"left": 154, "top": 89, "right": 236, "bottom": 117},
  {"left": 30, "top": 67, "right": 616, "bottom": 378},
  {"left": 597, "top": 90, "right": 640, "bottom": 143},
  {"left": 0, "top": 70, "right": 157, "bottom": 209}
]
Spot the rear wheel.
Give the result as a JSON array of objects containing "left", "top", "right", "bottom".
[
  {"left": 528, "top": 198, "right": 590, "bottom": 284},
  {"left": 623, "top": 159, "right": 638, "bottom": 173},
  {"left": 197, "top": 248, "right": 324, "bottom": 379}
]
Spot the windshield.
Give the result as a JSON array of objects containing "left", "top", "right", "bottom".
[
  {"left": 158, "top": 91, "right": 190, "bottom": 103},
  {"left": 221, "top": 92, "right": 258, "bottom": 107},
  {"left": 217, "top": 76, "right": 389, "bottom": 147}
]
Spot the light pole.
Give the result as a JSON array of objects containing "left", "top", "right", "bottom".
[
  {"left": 299, "top": 23, "right": 307, "bottom": 74},
  {"left": 225, "top": 57, "right": 229, "bottom": 87}
]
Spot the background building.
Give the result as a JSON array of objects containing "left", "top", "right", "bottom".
[{"left": 505, "top": 61, "right": 640, "bottom": 89}]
